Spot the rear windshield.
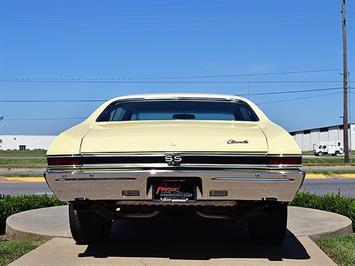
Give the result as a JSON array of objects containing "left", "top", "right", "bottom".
[{"left": 96, "top": 100, "right": 259, "bottom": 122}]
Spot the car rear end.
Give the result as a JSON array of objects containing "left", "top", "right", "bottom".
[{"left": 45, "top": 94, "right": 304, "bottom": 245}]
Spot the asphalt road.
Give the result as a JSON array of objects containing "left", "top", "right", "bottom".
[
  {"left": 0, "top": 181, "right": 52, "bottom": 195},
  {"left": 0, "top": 169, "right": 45, "bottom": 175},
  {"left": 0, "top": 178, "right": 354, "bottom": 197},
  {"left": 300, "top": 178, "right": 355, "bottom": 198}
]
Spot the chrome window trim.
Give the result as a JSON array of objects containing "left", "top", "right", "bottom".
[{"left": 95, "top": 98, "right": 260, "bottom": 122}]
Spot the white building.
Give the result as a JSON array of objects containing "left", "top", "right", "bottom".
[
  {"left": 0, "top": 135, "right": 56, "bottom": 150},
  {"left": 290, "top": 123, "right": 355, "bottom": 151}
]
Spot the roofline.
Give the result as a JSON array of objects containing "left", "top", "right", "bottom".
[
  {"left": 106, "top": 93, "right": 249, "bottom": 103},
  {"left": 290, "top": 123, "right": 354, "bottom": 134}
]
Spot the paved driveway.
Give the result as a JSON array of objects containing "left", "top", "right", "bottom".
[
  {"left": 8, "top": 209, "right": 339, "bottom": 265},
  {"left": 9, "top": 235, "right": 335, "bottom": 265}
]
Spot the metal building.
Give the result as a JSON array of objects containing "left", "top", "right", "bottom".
[
  {"left": 0, "top": 135, "right": 56, "bottom": 150},
  {"left": 290, "top": 123, "right": 355, "bottom": 151}
]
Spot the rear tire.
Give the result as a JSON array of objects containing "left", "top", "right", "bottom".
[
  {"left": 318, "top": 152, "right": 323, "bottom": 156},
  {"left": 248, "top": 203, "right": 287, "bottom": 245},
  {"left": 69, "top": 203, "right": 112, "bottom": 244}
]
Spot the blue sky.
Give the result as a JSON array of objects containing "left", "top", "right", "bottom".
[{"left": 0, "top": 0, "right": 354, "bottom": 135}]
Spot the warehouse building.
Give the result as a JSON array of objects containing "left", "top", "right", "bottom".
[
  {"left": 290, "top": 123, "right": 355, "bottom": 151},
  {"left": 0, "top": 135, "right": 56, "bottom": 150}
]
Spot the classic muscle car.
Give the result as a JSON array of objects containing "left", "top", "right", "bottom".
[{"left": 45, "top": 93, "right": 304, "bottom": 245}]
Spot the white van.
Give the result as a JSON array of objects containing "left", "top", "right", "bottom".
[{"left": 313, "top": 142, "right": 343, "bottom": 156}]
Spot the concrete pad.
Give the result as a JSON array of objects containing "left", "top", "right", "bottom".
[
  {"left": 6, "top": 206, "right": 353, "bottom": 241},
  {"left": 9, "top": 236, "right": 336, "bottom": 266}
]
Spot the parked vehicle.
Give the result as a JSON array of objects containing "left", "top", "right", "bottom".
[
  {"left": 313, "top": 142, "right": 343, "bottom": 156},
  {"left": 45, "top": 93, "right": 304, "bottom": 245}
]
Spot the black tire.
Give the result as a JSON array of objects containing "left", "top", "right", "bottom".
[
  {"left": 318, "top": 152, "right": 323, "bottom": 156},
  {"left": 69, "top": 203, "right": 112, "bottom": 244},
  {"left": 248, "top": 203, "right": 287, "bottom": 245},
  {"left": 335, "top": 151, "right": 340, "bottom": 156}
]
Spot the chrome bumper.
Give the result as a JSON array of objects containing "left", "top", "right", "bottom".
[{"left": 45, "top": 169, "right": 305, "bottom": 202}]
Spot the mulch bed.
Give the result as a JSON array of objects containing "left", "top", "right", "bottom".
[{"left": 0, "top": 234, "right": 11, "bottom": 242}]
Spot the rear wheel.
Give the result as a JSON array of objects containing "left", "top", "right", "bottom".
[
  {"left": 69, "top": 203, "right": 112, "bottom": 244},
  {"left": 248, "top": 203, "right": 287, "bottom": 245},
  {"left": 318, "top": 151, "right": 323, "bottom": 156}
]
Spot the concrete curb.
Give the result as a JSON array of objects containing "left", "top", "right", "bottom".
[
  {"left": 6, "top": 206, "right": 72, "bottom": 240},
  {"left": 288, "top": 206, "right": 353, "bottom": 241},
  {"left": 6, "top": 205, "right": 353, "bottom": 241}
]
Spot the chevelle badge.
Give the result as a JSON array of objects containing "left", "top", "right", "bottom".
[{"left": 227, "top": 139, "right": 249, "bottom": 144}]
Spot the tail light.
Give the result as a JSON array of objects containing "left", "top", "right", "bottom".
[
  {"left": 267, "top": 156, "right": 302, "bottom": 165},
  {"left": 47, "top": 156, "right": 82, "bottom": 166}
]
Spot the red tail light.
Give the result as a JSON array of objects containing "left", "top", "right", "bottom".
[
  {"left": 47, "top": 156, "right": 82, "bottom": 166},
  {"left": 268, "top": 156, "right": 302, "bottom": 165}
]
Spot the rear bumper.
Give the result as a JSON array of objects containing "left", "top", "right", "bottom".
[{"left": 45, "top": 169, "right": 305, "bottom": 203}]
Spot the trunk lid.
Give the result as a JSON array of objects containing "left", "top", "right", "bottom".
[{"left": 80, "top": 121, "right": 268, "bottom": 153}]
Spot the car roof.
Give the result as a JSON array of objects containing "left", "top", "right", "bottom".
[{"left": 107, "top": 93, "right": 248, "bottom": 102}]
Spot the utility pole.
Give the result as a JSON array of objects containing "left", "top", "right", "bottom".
[
  {"left": 342, "top": 0, "right": 350, "bottom": 163},
  {"left": 0, "top": 116, "right": 3, "bottom": 136}
]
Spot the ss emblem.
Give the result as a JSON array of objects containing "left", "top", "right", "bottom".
[{"left": 165, "top": 154, "right": 182, "bottom": 166}]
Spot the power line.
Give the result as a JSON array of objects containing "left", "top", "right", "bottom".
[
  {"left": 1, "top": 91, "right": 345, "bottom": 121},
  {"left": 1, "top": 69, "right": 335, "bottom": 80},
  {"left": 257, "top": 92, "right": 341, "bottom": 105},
  {"left": 0, "top": 79, "right": 343, "bottom": 84},
  {"left": 0, "top": 87, "right": 353, "bottom": 103},
  {"left": 0, "top": 68, "right": 340, "bottom": 83},
  {"left": 246, "top": 87, "right": 344, "bottom": 96},
  {"left": 0, "top": 99, "right": 106, "bottom": 103},
  {"left": 4, "top": 117, "right": 85, "bottom": 121}
]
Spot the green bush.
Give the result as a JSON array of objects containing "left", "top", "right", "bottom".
[
  {"left": 291, "top": 192, "right": 355, "bottom": 226},
  {"left": 0, "top": 195, "right": 65, "bottom": 234}
]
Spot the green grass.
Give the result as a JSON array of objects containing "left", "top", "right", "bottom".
[
  {"left": 305, "top": 169, "right": 355, "bottom": 175},
  {"left": 0, "top": 150, "right": 47, "bottom": 168},
  {"left": 0, "top": 158, "right": 46, "bottom": 168},
  {"left": 303, "top": 157, "right": 354, "bottom": 166},
  {"left": 0, "top": 195, "right": 65, "bottom": 234},
  {"left": 0, "top": 150, "right": 46, "bottom": 157},
  {"left": 0, "top": 173, "right": 43, "bottom": 177},
  {"left": 316, "top": 233, "right": 355, "bottom": 266},
  {"left": 0, "top": 239, "right": 45, "bottom": 266},
  {"left": 0, "top": 150, "right": 46, "bottom": 168}
]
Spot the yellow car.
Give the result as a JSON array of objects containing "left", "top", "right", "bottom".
[{"left": 45, "top": 93, "right": 304, "bottom": 245}]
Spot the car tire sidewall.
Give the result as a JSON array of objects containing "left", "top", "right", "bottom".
[
  {"left": 248, "top": 204, "right": 287, "bottom": 245},
  {"left": 69, "top": 204, "right": 112, "bottom": 244}
]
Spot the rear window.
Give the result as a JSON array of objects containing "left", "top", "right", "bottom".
[{"left": 96, "top": 100, "right": 259, "bottom": 122}]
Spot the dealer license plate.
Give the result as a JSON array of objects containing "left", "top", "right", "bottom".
[{"left": 153, "top": 179, "right": 196, "bottom": 202}]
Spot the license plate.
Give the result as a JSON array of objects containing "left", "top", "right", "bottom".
[{"left": 153, "top": 179, "right": 196, "bottom": 202}]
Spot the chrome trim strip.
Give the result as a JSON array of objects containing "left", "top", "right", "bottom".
[
  {"left": 47, "top": 153, "right": 302, "bottom": 158},
  {"left": 55, "top": 177, "right": 137, "bottom": 181},
  {"left": 48, "top": 169, "right": 304, "bottom": 175},
  {"left": 79, "top": 152, "right": 269, "bottom": 157},
  {"left": 212, "top": 177, "right": 293, "bottom": 181},
  {"left": 48, "top": 163, "right": 301, "bottom": 170}
]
